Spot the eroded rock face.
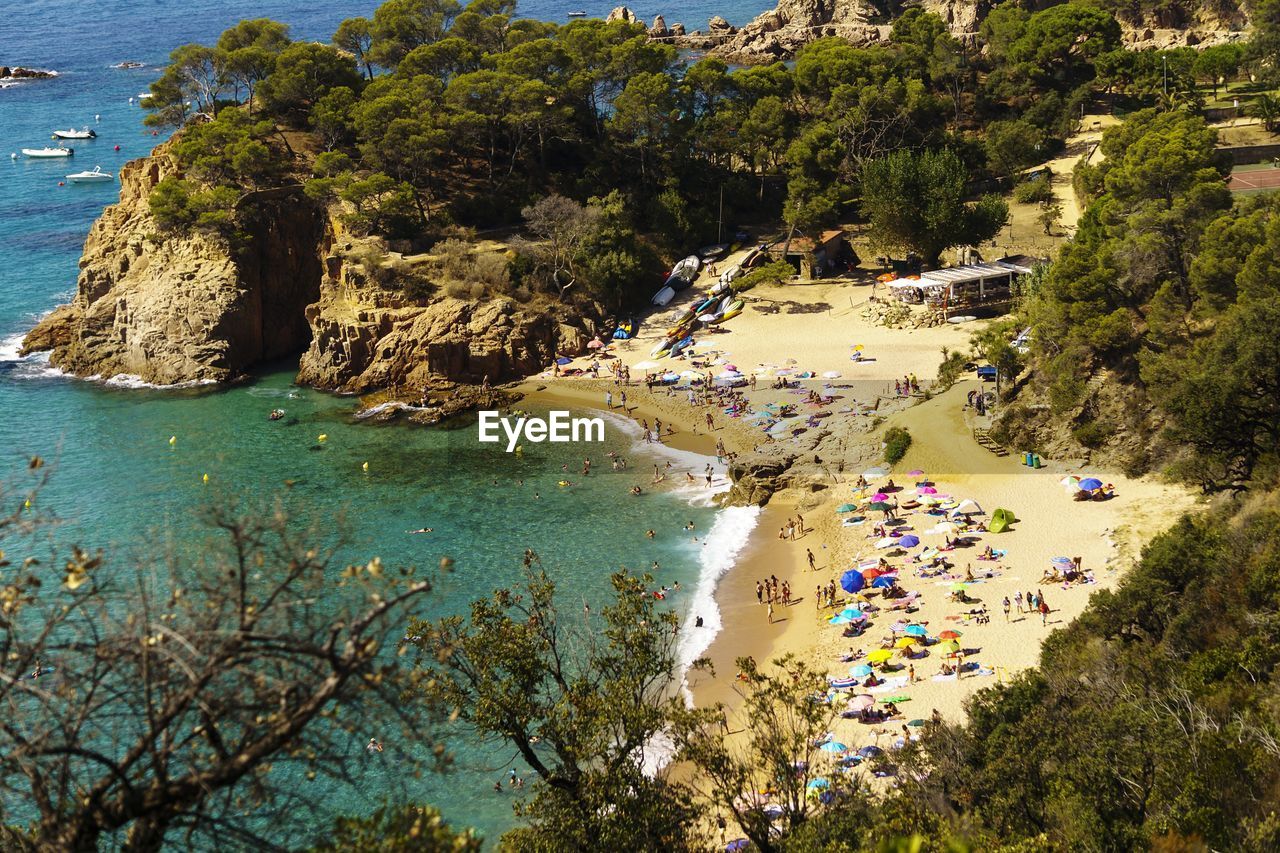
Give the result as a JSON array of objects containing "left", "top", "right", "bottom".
[
  {"left": 23, "top": 144, "right": 324, "bottom": 385},
  {"left": 296, "top": 279, "right": 603, "bottom": 394},
  {"left": 605, "top": 6, "right": 638, "bottom": 24},
  {"left": 22, "top": 139, "right": 603, "bottom": 396}
]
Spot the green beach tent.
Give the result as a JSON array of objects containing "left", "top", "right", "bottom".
[{"left": 990, "top": 507, "right": 1015, "bottom": 533}]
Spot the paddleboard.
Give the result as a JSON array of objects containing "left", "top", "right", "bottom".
[{"left": 946, "top": 315, "right": 977, "bottom": 324}]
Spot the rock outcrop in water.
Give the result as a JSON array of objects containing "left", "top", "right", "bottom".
[
  {"left": 23, "top": 139, "right": 603, "bottom": 393},
  {"left": 23, "top": 144, "right": 323, "bottom": 385}
]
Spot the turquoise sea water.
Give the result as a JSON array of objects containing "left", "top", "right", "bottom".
[{"left": 0, "top": 0, "right": 769, "bottom": 841}]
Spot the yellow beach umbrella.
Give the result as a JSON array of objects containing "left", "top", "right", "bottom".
[
  {"left": 867, "top": 649, "right": 894, "bottom": 664},
  {"left": 943, "top": 640, "right": 961, "bottom": 654},
  {"left": 894, "top": 637, "right": 917, "bottom": 649}
]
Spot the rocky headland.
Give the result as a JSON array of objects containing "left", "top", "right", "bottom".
[
  {"left": 634, "top": 0, "right": 1252, "bottom": 62},
  {"left": 22, "top": 139, "right": 605, "bottom": 400}
]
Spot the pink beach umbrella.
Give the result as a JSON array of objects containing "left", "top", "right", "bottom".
[
  {"left": 587, "top": 338, "right": 606, "bottom": 349},
  {"left": 871, "top": 492, "right": 890, "bottom": 502},
  {"left": 917, "top": 486, "right": 938, "bottom": 495},
  {"left": 908, "top": 469, "right": 925, "bottom": 477},
  {"left": 847, "top": 694, "right": 875, "bottom": 711}
]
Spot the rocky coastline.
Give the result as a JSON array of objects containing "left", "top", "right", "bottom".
[
  {"left": 21, "top": 139, "right": 605, "bottom": 396},
  {"left": 612, "top": 0, "right": 1251, "bottom": 63}
]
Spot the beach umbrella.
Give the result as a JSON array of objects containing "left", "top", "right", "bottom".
[
  {"left": 871, "top": 492, "right": 890, "bottom": 502},
  {"left": 950, "top": 582, "right": 967, "bottom": 593},
  {"left": 806, "top": 777, "right": 829, "bottom": 791},
  {"left": 863, "top": 466, "right": 888, "bottom": 479},
  {"left": 840, "top": 569, "right": 865, "bottom": 594},
  {"left": 726, "top": 839, "right": 750, "bottom": 852},
  {"left": 951, "top": 499, "right": 982, "bottom": 516},
  {"left": 838, "top": 607, "right": 865, "bottom": 620},
  {"left": 850, "top": 663, "right": 873, "bottom": 678},
  {"left": 919, "top": 547, "right": 939, "bottom": 561},
  {"left": 836, "top": 503, "right": 858, "bottom": 513},
  {"left": 907, "top": 719, "right": 927, "bottom": 727},
  {"left": 917, "top": 486, "right": 938, "bottom": 495},
  {"left": 819, "top": 741, "right": 847, "bottom": 753},
  {"left": 908, "top": 469, "right": 925, "bottom": 477},
  {"left": 1079, "top": 477, "right": 1103, "bottom": 491},
  {"left": 821, "top": 371, "right": 841, "bottom": 379},
  {"left": 868, "top": 501, "right": 892, "bottom": 512},
  {"left": 943, "top": 640, "right": 961, "bottom": 654},
  {"left": 894, "top": 637, "right": 917, "bottom": 649},
  {"left": 867, "top": 649, "right": 893, "bottom": 664},
  {"left": 633, "top": 360, "right": 660, "bottom": 370},
  {"left": 587, "top": 338, "right": 606, "bottom": 349},
  {"left": 898, "top": 535, "right": 920, "bottom": 548},
  {"left": 1059, "top": 475, "right": 1080, "bottom": 487},
  {"left": 871, "top": 576, "right": 896, "bottom": 589},
  {"left": 938, "top": 630, "right": 962, "bottom": 640},
  {"left": 860, "top": 567, "right": 885, "bottom": 582},
  {"left": 555, "top": 356, "right": 572, "bottom": 365},
  {"left": 928, "top": 521, "right": 959, "bottom": 536},
  {"left": 874, "top": 537, "right": 899, "bottom": 549},
  {"left": 847, "top": 694, "right": 875, "bottom": 710},
  {"left": 904, "top": 624, "right": 928, "bottom": 637},
  {"left": 857, "top": 745, "right": 884, "bottom": 758}
]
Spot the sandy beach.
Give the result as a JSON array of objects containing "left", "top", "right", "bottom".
[{"left": 516, "top": 262, "right": 1200, "bottom": 775}]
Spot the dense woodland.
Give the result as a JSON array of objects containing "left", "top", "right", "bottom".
[
  {"left": 138, "top": 0, "right": 1249, "bottom": 308},
  {"left": 4, "top": 1, "right": 1280, "bottom": 850}
]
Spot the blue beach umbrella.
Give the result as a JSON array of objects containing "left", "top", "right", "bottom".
[
  {"left": 806, "top": 777, "right": 830, "bottom": 790},
  {"left": 840, "top": 569, "right": 865, "bottom": 593},
  {"left": 871, "top": 576, "right": 896, "bottom": 589},
  {"left": 898, "top": 534, "right": 920, "bottom": 548},
  {"left": 1079, "top": 477, "right": 1103, "bottom": 491},
  {"left": 726, "top": 839, "right": 750, "bottom": 852},
  {"left": 850, "top": 663, "right": 873, "bottom": 677},
  {"left": 819, "top": 741, "right": 847, "bottom": 753},
  {"left": 555, "top": 356, "right": 572, "bottom": 365},
  {"left": 857, "top": 745, "right": 884, "bottom": 758},
  {"left": 904, "top": 624, "right": 928, "bottom": 637}
]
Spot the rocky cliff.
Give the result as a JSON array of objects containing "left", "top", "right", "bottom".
[
  {"left": 296, "top": 246, "right": 601, "bottom": 393},
  {"left": 665, "top": 0, "right": 1249, "bottom": 61},
  {"left": 23, "top": 141, "right": 604, "bottom": 393},
  {"left": 23, "top": 142, "right": 325, "bottom": 385}
]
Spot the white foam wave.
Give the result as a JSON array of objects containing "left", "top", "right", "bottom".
[{"left": 99, "top": 373, "right": 217, "bottom": 390}]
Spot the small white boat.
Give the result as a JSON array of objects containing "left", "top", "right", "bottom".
[
  {"left": 66, "top": 166, "right": 114, "bottom": 183},
  {"left": 567, "top": 10, "right": 587, "bottom": 16},
  {"left": 137, "top": 92, "right": 152, "bottom": 100},
  {"left": 52, "top": 127, "right": 96, "bottom": 140},
  {"left": 651, "top": 285, "right": 675, "bottom": 307},
  {"left": 22, "top": 147, "right": 73, "bottom": 158}
]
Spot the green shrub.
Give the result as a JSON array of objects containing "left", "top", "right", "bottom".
[
  {"left": 1072, "top": 419, "right": 1114, "bottom": 449},
  {"left": 1013, "top": 175, "right": 1053, "bottom": 204},
  {"left": 883, "top": 426, "right": 912, "bottom": 464}
]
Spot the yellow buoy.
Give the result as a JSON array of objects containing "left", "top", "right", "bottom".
[
  {"left": 201, "top": 473, "right": 209, "bottom": 484},
  {"left": 169, "top": 435, "right": 176, "bottom": 446},
  {"left": 361, "top": 461, "right": 369, "bottom": 472},
  {"left": 23, "top": 499, "right": 31, "bottom": 509},
  {"left": 317, "top": 434, "right": 328, "bottom": 443}
]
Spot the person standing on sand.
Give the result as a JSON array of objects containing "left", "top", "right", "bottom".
[
  {"left": 767, "top": 602, "right": 774, "bottom": 623},
  {"left": 1014, "top": 591, "right": 1023, "bottom": 613},
  {"left": 1039, "top": 598, "right": 1050, "bottom": 625},
  {"left": 908, "top": 663, "right": 916, "bottom": 683},
  {"left": 796, "top": 513, "right": 804, "bottom": 533},
  {"left": 1003, "top": 596, "right": 1011, "bottom": 621},
  {"left": 816, "top": 585, "right": 823, "bottom": 609},
  {"left": 807, "top": 548, "right": 816, "bottom": 571}
]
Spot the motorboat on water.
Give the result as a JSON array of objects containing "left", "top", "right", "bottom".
[
  {"left": 66, "top": 165, "right": 114, "bottom": 183},
  {"left": 567, "top": 10, "right": 587, "bottom": 16},
  {"left": 21, "top": 147, "right": 73, "bottom": 158},
  {"left": 52, "top": 127, "right": 96, "bottom": 140}
]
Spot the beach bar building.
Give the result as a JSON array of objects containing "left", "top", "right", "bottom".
[{"left": 888, "top": 258, "right": 1036, "bottom": 317}]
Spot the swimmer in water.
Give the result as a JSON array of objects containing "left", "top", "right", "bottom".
[
  {"left": 630, "top": 486, "right": 642, "bottom": 495},
  {"left": 646, "top": 529, "right": 656, "bottom": 539},
  {"left": 407, "top": 527, "right": 433, "bottom": 534}
]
